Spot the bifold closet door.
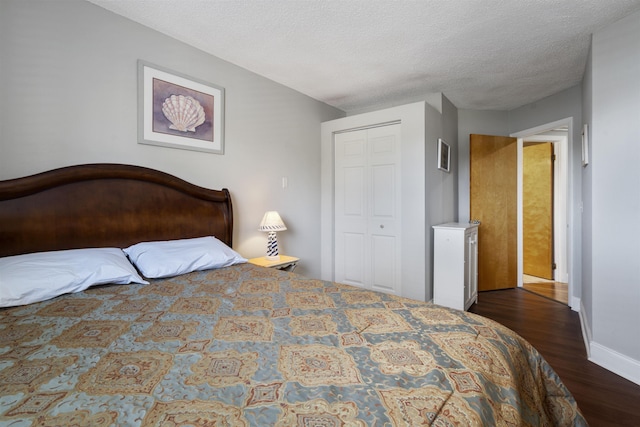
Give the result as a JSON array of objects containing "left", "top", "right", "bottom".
[{"left": 334, "top": 124, "right": 401, "bottom": 294}]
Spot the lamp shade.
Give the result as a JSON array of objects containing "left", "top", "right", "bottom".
[{"left": 259, "top": 211, "right": 287, "bottom": 232}]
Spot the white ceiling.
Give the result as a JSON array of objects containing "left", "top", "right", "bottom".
[{"left": 87, "top": 0, "right": 640, "bottom": 113}]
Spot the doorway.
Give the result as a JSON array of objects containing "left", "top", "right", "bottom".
[
  {"left": 470, "top": 120, "right": 572, "bottom": 306},
  {"left": 514, "top": 120, "right": 571, "bottom": 306}
]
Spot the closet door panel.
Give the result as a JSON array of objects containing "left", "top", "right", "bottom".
[
  {"left": 335, "top": 130, "right": 368, "bottom": 287},
  {"left": 343, "top": 232, "right": 365, "bottom": 287},
  {"left": 343, "top": 167, "right": 365, "bottom": 216},
  {"left": 371, "top": 234, "right": 396, "bottom": 292},
  {"left": 334, "top": 124, "right": 401, "bottom": 294}
]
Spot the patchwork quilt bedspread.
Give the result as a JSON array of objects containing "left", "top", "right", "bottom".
[{"left": 0, "top": 263, "right": 586, "bottom": 426}]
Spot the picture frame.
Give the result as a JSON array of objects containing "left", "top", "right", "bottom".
[
  {"left": 138, "top": 60, "right": 225, "bottom": 154},
  {"left": 437, "top": 138, "right": 450, "bottom": 172},
  {"left": 582, "top": 123, "right": 589, "bottom": 167}
]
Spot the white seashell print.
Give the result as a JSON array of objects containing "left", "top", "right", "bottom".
[{"left": 161, "top": 94, "right": 206, "bottom": 132}]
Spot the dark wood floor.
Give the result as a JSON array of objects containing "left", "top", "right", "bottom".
[{"left": 469, "top": 289, "right": 640, "bottom": 427}]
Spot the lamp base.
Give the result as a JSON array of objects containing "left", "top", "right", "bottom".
[
  {"left": 266, "top": 231, "right": 280, "bottom": 259},
  {"left": 265, "top": 255, "right": 281, "bottom": 260}
]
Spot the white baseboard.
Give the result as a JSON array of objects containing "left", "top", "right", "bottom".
[
  {"left": 571, "top": 296, "right": 581, "bottom": 312},
  {"left": 589, "top": 342, "right": 640, "bottom": 386},
  {"left": 578, "top": 300, "right": 640, "bottom": 386},
  {"left": 578, "top": 300, "right": 591, "bottom": 359}
]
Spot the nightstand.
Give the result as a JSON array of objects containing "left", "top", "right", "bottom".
[{"left": 248, "top": 255, "right": 299, "bottom": 272}]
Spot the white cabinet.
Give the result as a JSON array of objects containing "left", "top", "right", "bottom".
[{"left": 433, "top": 223, "right": 479, "bottom": 311}]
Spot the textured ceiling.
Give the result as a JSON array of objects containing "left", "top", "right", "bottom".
[{"left": 87, "top": 0, "right": 640, "bottom": 113}]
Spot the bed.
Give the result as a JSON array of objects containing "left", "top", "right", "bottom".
[{"left": 0, "top": 164, "right": 586, "bottom": 426}]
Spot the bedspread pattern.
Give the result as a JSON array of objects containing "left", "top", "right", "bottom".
[{"left": 0, "top": 264, "right": 586, "bottom": 426}]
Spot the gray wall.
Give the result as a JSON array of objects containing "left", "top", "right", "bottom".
[
  {"left": 590, "top": 9, "right": 640, "bottom": 378},
  {"left": 0, "top": 0, "right": 344, "bottom": 277},
  {"left": 581, "top": 45, "right": 593, "bottom": 341},
  {"left": 508, "top": 85, "right": 582, "bottom": 135},
  {"left": 439, "top": 94, "right": 459, "bottom": 222}
]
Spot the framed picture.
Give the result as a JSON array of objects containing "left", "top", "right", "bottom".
[
  {"left": 582, "top": 123, "right": 589, "bottom": 167},
  {"left": 437, "top": 138, "right": 450, "bottom": 172},
  {"left": 138, "top": 60, "right": 224, "bottom": 154}
]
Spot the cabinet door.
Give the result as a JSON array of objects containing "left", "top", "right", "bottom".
[
  {"left": 463, "top": 230, "right": 471, "bottom": 304},
  {"left": 433, "top": 226, "right": 465, "bottom": 310},
  {"left": 465, "top": 228, "right": 479, "bottom": 309}
]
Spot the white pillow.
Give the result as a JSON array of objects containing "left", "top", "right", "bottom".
[
  {"left": 123, "top": 236, "right": 247, "bottom": 279},
  {"left": 0, "top": 248, "right": 148, "bottom": 308}
]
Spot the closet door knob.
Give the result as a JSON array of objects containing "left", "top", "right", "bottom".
[{"left": 380, "top": 225, "right": 384, "bottom": 229}]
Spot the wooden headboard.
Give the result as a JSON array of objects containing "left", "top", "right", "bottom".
[{"left": 0, "top": 164, "right": 233, "bottom": 257}]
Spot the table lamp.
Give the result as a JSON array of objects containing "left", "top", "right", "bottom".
[{"left": 259, "top": 211, "right": 287, "bottom": 260}]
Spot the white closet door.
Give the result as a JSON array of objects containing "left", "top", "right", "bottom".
[
  {"left": 334, "top": 124, "right": 401, "bottom": 294},
  {"left": 335, "top": 129, "right": 367, "bottom": 288}
]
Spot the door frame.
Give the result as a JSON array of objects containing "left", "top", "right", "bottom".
[{"left": 512, "top": 117, "right": 574, "bottom": 308}]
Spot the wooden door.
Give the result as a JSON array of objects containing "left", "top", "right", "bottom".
[
  {"left": 470, "top": 134, "right": 517, "bottom": 291},
  {"left": 523, "top": 142, "right": 554, "bottom": 279},
  {"left": 334, "top": 124, "right": 402, "bottom": 294}
]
